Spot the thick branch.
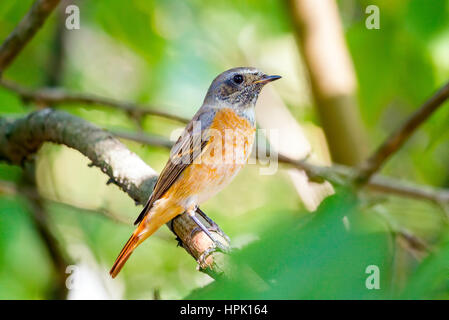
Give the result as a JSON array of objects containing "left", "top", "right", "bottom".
[
  {"left": 0, "top": 79, "right": 189, "bottom": 123},
  {"left": 357, "top": 81, "right": 449, "bottom": 183},
  {"left": 287, "top": 0, "right": 368, "bottom": 165},
  {"left": 0, "top": 109, "right": 228, "bottom": 278},
  {"left": 0, "top": 0, "right": 60, "bottom": 73}
]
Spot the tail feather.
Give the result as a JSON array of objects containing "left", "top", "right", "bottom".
[
  {"left": 109, "top": 233, "right": 140, "bottom": 278},
  {"left": 109, "top": 217, "right": 163, "bottom": 278},
  {"left": 110, "top": 199, "right": 182, "bottom": 278}
]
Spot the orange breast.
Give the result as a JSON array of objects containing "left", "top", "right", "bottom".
[
  {"left": 206, "top": 108, "right": 256, "bottom": 164},
  {"left": 166, "top": 108, "right": 256, "bottom": 207}
]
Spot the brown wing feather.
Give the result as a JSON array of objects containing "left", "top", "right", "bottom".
[{"left": 134, "top": 121, "right": 209, "bottom": 225}]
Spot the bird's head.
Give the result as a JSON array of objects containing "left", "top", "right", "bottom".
[{"left": 203, "top": 67, "right": 281, "bottom": 110}]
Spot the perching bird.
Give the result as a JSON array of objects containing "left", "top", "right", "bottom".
[{"left": 110, "top": 67, "right": 281, "bottom": 277}]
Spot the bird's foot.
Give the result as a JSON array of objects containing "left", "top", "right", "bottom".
[
  {"left": 189, "top": 225, "right": 230, "bottom": 244},
  {"left": 194, "top": 207, "right": 231, "bottom": 243}
]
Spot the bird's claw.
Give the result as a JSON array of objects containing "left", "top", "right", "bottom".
[
  {"left": 207, "top": 223, "right": 230, "bottom": 243},
  {"left": 194, "top": 207, "right": 230, "bottom": 243},
  {"left": 197, "top": 240, "right": 231, "bottom": 267},
  {"left": 189, "top": 226, "right": 202, "bottom": 241}
]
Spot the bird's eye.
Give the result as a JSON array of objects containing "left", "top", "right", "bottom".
[{"left": 233, "top": 74, "right": 243, "bottom": 84}]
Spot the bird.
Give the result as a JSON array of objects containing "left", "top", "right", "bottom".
[{"left": 109, "top": 67, "right": 281, "bottom": 278}]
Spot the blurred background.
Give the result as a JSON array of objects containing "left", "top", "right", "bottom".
[{"left": 0, "top": 0, "right": 448, "bottom": 299}]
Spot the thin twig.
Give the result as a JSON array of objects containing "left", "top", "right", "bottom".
[
  {"left": 357, "top": 81, "right": 449, "bottom": 184},
  {"left": 0, "top": 179, "right": 131, "bottom": 225},
  {"left": 0, "top": 79, "right": 189, "bottom": 123},
  {"left": 113, "top": 130, "right": 174, "bottom": 149},
  {"left": 0, "top": 0, "right": 60, "bottom": 73}
]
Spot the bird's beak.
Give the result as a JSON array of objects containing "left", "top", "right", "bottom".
[{"left": 254, "top": 74, "right": 282, "bottom": 84}]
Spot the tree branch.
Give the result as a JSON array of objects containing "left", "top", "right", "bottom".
[
  {"left": 0, "top": 179, "right": 131, "bottom": 225},
  {"left": 0, "top": 79, "right": 189, "bottom": 123},
  {"left": 357, "top": 81, "right": 449, "bottom": 184},
  {"left": 0, "top": 0, "right": 60, "bottom": 73},
  {"left": 287, "top": 0, "right": 368, "bottom": 165},
  {"left": 113, "top": 130, "right": 174, "bottom": 149},
  {"left": 280, "top": 156, "right": 449, "bottom": 206},
  {"left": 0, "top": 109, "right": 229, "bottom": 278}
]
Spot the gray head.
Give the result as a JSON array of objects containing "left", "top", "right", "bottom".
[{"left": 203, "top": 67, "right": 281, "bottom": 109}]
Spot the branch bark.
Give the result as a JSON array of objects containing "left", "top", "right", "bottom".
[
  {"left": 0, "top": 109, "right": 229, "bottom": 278},
  {"left": 357, "top": 81, "right": 449, "bottom": 184},
  {"left": 0, "top": 0, "right": 60, "bottom": 73}
]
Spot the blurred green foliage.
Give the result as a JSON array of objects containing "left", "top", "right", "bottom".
[
  {"left": 0, "top": 0, "right": 448, "bottom": 299},
  {"left": 189, "top": 191, "right": 393, "bottom": 299},
  {"left": 188, "top": 190, "right": 449, "bottom": 299},
  {"left": 190, "top": 191, "right": 449, "bottom": 299}
]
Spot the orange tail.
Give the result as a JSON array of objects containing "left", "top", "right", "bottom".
[
  {"left": 110, "top": 217, "right": 170, "bottom": 277},
  {"left": 110, "top": 200, "right": 182, "bottom": 278},
  {"left": 109, "top": 232, "right": 141, "bottom": 278}
]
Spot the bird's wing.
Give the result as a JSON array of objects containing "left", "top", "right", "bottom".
[{"left": 134, "top": 109, "right": 213, "bottom": 225}]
